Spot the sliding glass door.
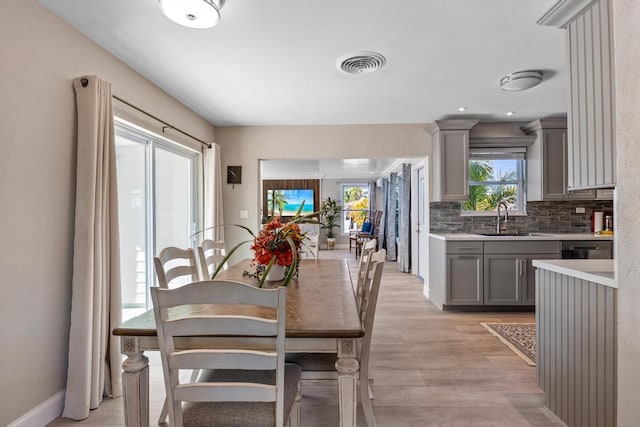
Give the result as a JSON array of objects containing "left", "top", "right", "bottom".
[{"left": 115, "top": 121, "right": 200, "bottom": 320}]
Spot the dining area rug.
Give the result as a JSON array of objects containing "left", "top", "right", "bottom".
[{"left": 481, "top": 323, "right": 536, "bottom": 366}]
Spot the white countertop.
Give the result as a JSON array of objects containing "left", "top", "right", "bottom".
[
  {"left": 429, "top": 232, "right": 614, "bottom": 241},
  {"left": 532, "top": 259, "right": 616, "bottom": 288}
]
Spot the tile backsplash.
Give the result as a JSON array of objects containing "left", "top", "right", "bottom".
[{"left": 430, "top": 200, "right": 614, "bottom": 234}]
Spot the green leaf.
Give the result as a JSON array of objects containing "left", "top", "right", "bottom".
[
  {"left": 282, "top": 237, "right": 298, "bottom": 286},
  {"left": 210, "top": 239, "right": 253, "bottom": 279},
  {"left": 259, "top": 256, "right": 277, "bottom": 288}
]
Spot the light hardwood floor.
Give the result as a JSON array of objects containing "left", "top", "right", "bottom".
[{"left": 49, "top": 249, "right": 560, "bottom": 426}]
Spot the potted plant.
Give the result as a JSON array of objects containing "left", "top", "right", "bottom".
[{"left": 320, "top": 197, "right": 341, "bottom": 250}]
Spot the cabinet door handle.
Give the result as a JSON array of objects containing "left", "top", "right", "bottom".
[{"left": 520, "top": 259, "right": 526, "bottom": 277}]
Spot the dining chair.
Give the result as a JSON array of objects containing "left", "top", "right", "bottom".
[
  {"left": 355, "top": 211, "right": 383, "bottom": 257},
  {"left": 153, "top": 246, "right": 202, "bottom": 423},
  {"left": 286, "top": 248, "right": 386, "bottom": 427},
  {"left": 197, "top": 239, "right": 227, "bottom": 279},
  {"left": 151, "top": 280, "right": 302, "bottom": 427},
  {"left": 153, "top": 246, "right": 201, "bottom": 288},
  {"left": 354, "top": 239, "right": 378, "bottom": 307},
  {"left": 349, "top": 221, "right": 373, "bottom": 253}
]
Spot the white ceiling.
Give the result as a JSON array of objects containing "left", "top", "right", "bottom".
[
  {"left": 261, "top": 158, "right": 424, "bottom": 180},
  {"left": 39, "top": 0, "right": 566, "bottom": 127}
]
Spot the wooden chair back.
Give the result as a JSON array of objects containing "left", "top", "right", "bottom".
[
  {"left": 358, "top": 249, "right": 386, "bottom": 325},
  {"left": 153, "top": 246, "right": 200, "bottom": 288},
  {"left": 151, "top": 281, "right": 288, "bottom": 427},
  {"left": 197, "top": 239, "right": 227, "bottom": 279},
  {"left": 355, "top": 239, "right": 377, "bottom": 300}
]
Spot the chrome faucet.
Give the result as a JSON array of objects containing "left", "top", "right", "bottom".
[{"left": 496, "top": 202, "right": 509, "bottom": 234}]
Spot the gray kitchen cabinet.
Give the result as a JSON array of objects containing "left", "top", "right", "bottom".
[
  {"left": 427, "top": 120, "right": 478, "bottom": 202},
  {"left": 539, "top": 0, "right": 616, "bottom": 190},
  {"left": 484, "top": 253, "right": 559, "bottom": 305},
  {"left": 523, "top": 254, "right": 559, "bottom": 304},
  {"left": 567, "top": 0, "right": 616, "bottom": 189},
  {"left": 484, "top": 241, "right": 561, "bottom": 306},
  {"left": 447, "top": 254, "right": 483, "bottom": 305},
  {"left": 430, "top": 237, "right": 561, "bottom": 309},
  {"left": 523, "top": 119, "right": 596, "bottom": 201},
  {"left": 536, "top": 264, "right": 617, "bottom": 426},
  {"left": 429, "top": 237, "right": 483, "bottom": 309},
  {"left": 484, "top": 255, "right": 521, "bottom": 305}
]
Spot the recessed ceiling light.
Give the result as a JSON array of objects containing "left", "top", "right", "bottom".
[
  {"left": 458, "top": 107, "right": 467, "bottom": 112},
  {"left": 499, "top": 70, "right": 543, "bottom": 91},
  {"left": 506, "top": 111, "right": 516, "bottom": 116}
]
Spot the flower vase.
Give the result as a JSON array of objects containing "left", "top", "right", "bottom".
[{"left": 266, "top": 264, "right": 285, "bottom": 281}]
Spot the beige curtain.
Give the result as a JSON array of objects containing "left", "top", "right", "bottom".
[
  {"left": 63, "top": 76, "right": 122, "bottom": 420},
  {"left": 203, "top": 143, "right": 224, "bottom": 242}
]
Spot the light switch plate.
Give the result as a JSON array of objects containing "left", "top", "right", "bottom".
[
  {"left": 575, "top": 207, "right": 586, "bottom": 214},
  {"left": 240, "top": 210, "right": 249, "bottom": 219}
]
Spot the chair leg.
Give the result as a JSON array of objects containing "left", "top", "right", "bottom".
[
  {"left": 288, "top": 383, "right": 302, "bottom": 427},
  {"left": 159, "top": 369, "right": 199, "bottom": 424},
  {"left": 360, "top": 379, "right": 376, "bottom": 427},
  {"left": 158, "top": 399, "right": 168, "bottom": 424}
]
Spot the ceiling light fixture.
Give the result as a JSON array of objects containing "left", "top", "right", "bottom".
[
  {"left": 458, "top": 107, "right": 467, "bottom": 112},
  {"left": 506, "top": 111, "right": 516, "bottom": 116},
  {"left": 499, "top": 70, "right": 543, "bottom": 91},
  {"left": 159, "top": 0, "right": 225, "bottom": 29}
]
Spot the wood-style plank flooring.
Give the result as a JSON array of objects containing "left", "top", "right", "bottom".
[{"left": 49, "top": 249, "right": 560, "bottom": 426}]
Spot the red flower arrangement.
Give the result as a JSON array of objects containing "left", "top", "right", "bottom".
[
  {"left": 206, "top": 203, "right": 321, "bottom": 287},
  {"left": 251, "top": 216, "right": 304, "bottom": 267}
]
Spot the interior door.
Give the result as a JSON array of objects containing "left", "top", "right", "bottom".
[{"left": 417, "top": 167, "right": 427, "bottom": 280}]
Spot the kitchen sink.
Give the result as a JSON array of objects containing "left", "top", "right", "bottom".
[
  {"left": 477, "top": 232, "right": 553, "bottom": 237},
  {"left": 477, "top": 233, "right": 523, "bottom": 236}
]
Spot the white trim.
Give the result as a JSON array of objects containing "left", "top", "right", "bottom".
[
  {"left": 8, "top": 390, "right": 65, "bottom": 427},
  {"left": 537, "top": 0, "right": 599, "bottom": 28}
]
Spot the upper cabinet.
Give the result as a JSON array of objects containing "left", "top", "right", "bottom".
[
  {"left": 522, "top": 119, "right": 596, "bottom": 200},
  {"left": 428, "top": 120, "right": 478, "bottom": 202},
  {"left": 539, "top": 0, "right": 616, "bottom": 190}
]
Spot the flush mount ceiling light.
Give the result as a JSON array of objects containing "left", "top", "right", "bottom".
[
  {"left": 337, "top": 52, "right": 386, "bottom": 74},
  {"left": 159, "top": 0, "right": 225, "bottom": 29},
  {"left": 499, "top": 70, "right": 543, "bottom": 91},
  {"left": 506, "top": 111, "right": 516, "bottom": 116},
  {"left": 458, "top": 107, "right": 467, "bottom": 112}
]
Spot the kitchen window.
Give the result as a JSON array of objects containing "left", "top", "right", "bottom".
[
  {"left": 115, "top": 120, "right": 201, "bottom": 321},
  {"left": 461, "top": 149, "right": 526, "bottom": 215}
]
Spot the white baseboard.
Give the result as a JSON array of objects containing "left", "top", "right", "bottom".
[{"left": 9, "top": 389, "right": 65, "bottom": 427}]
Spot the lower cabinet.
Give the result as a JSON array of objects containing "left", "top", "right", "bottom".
[
  {"left": 484, "top": 255, "right": 521, "bottom": 305},
  {"left": 429, "top": 236, "right": 561, "bottom": 309},
  {"left": 447, "top": 254, "right": 483, "bottom": 305},
  {"left": 484, "top": 253, "right": 559, "bottom": 305}
]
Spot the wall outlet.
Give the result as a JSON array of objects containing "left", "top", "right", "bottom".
[
  {"left": 240, "top": 210, "right": 249, "bottom": 219},
  {"left": 575, "top": 207, "right": 586, "bottom": 214}
]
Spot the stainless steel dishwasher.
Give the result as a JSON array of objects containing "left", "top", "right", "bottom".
[{"left": 561, "top": 240, "right": 613, "bottom": 259}]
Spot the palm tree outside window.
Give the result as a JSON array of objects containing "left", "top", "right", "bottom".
[{"left": 462, "top": 150, "right": 526, "bottom": 215}]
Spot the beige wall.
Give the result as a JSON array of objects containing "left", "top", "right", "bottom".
[
  {"left": 613, "top": 0, "right": 640, "bottom": 423},
  {"left": 216, "top": 125, "right": 430, "bottom": 262},
  {"left": 0, "top": 1, "right": 215, "bottom": 424}
]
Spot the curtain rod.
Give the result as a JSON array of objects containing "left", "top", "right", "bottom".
[{"left": 112, "top": 94, "right": 212, "bottom": 149}]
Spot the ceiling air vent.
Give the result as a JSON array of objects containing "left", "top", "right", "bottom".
[{"left": 337, "top": 52, "right": 386, "bottom": 75}]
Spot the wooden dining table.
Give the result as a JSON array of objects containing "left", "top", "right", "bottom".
[{"left": 113, "top": 258, "right": 364, "bottom": 427}]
